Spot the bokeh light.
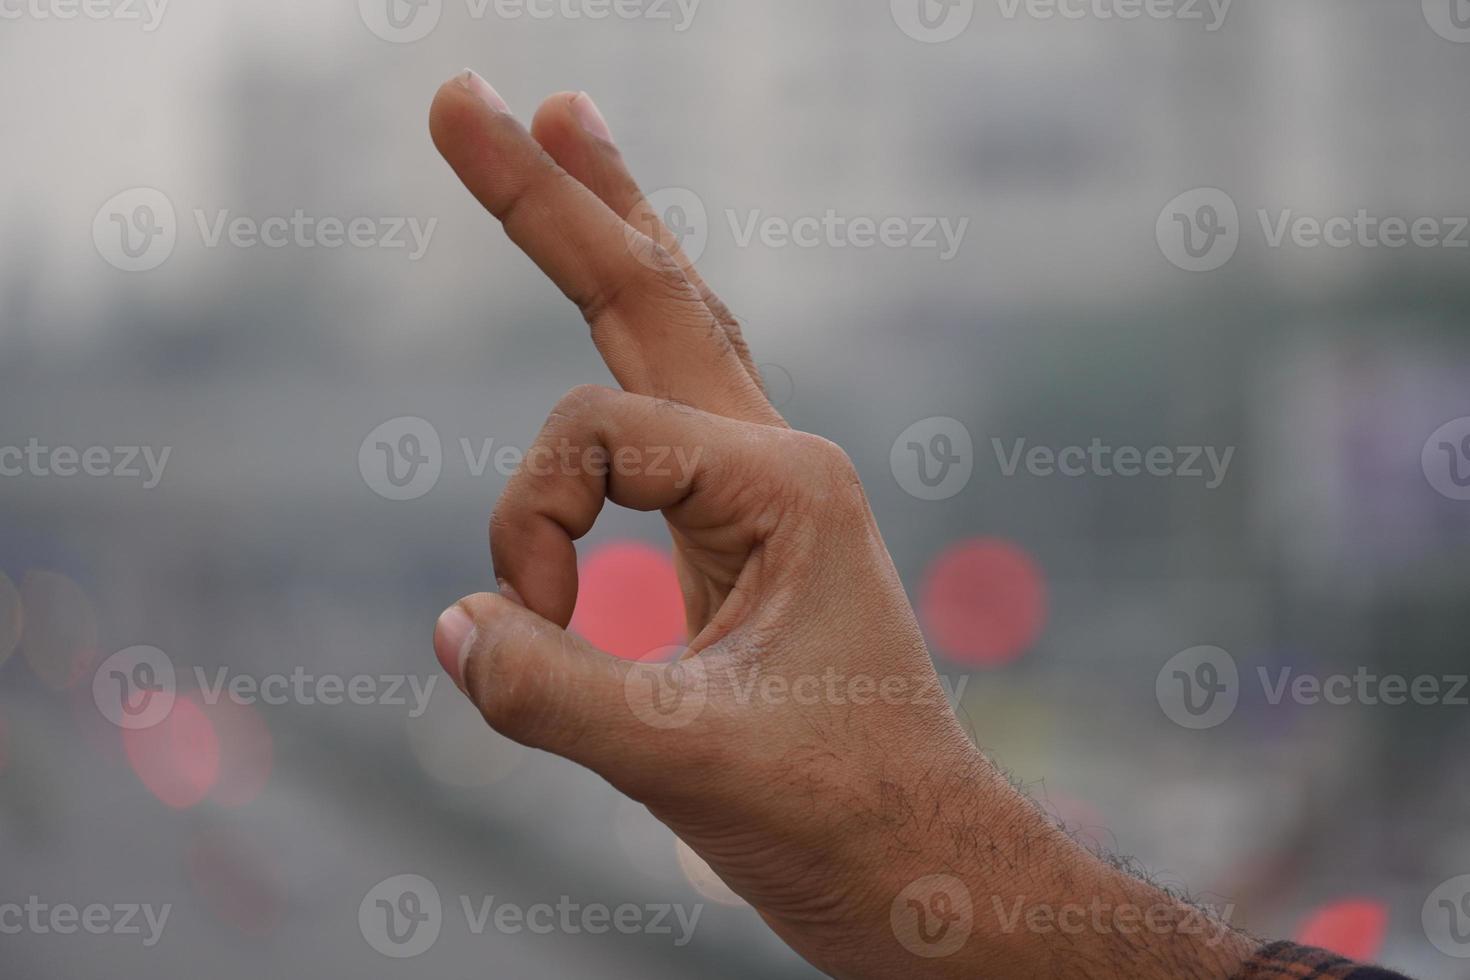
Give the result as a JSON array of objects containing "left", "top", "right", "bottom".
[
  {"left": 571, "top": 541, "right": 685, "bottom": 661},
  {"left": 1294, "top": 898, "right": 1389, "bottom": 962},
  {"left": 18, "top": 570, "right": 98, "bottom": 690},
  {"left": 198, "top": 697, "right": 274, "bottom": 808},
  {"left": 123, "top": 694, "right": 221, "bottom": 809},
  {"left": 186, "top": 826, "right": 287, "bottom": 937},
  {"left": 406, "top": 680, "right": 525, "bottom": 788},
  {"left": 918, "top": 538, "right": 1047, "bottom": 667},
  {"left": 674, "top": 838, "right": 746, "bottom": 908}
]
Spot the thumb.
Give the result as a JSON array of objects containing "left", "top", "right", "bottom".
[{"left": 432, "top": 593, "right": 710, "bottom": 782}]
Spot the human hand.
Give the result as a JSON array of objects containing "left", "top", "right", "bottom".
[{"left": 427, "top": 69, "right": 1255, "bottom": 979}]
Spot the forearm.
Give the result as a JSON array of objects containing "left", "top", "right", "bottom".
[{"left": 817, "top": 751, "right": 1258, "bottom": 980}]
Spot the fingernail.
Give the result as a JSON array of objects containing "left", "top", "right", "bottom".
[
  {"left": 434, "top": 605, "right": 476, "bottom": 691},
  {"left": 571, "top": 92, "right": 614, "bottom": 143},
  {"left": 496, "top": 579, "right": 526, "bottom": 608},
  {"left": 455, "top": 68, "right": 510, "bottom": 114}
]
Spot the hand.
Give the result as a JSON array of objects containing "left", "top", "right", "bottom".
[{"left": 427, "top": 70, "right": 1257, "bottom": 979}]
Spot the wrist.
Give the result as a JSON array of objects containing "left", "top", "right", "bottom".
[{"left": 823, "top": 754, "right": 1256, "bottom": 980}]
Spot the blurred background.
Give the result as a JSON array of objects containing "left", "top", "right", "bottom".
[{"left": 3, "top": 0, "right": 1470, "bottom": 975}]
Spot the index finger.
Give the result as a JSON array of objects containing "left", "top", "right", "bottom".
[{"left": 429, "top": 71, "right": 780, "bottom": 426}]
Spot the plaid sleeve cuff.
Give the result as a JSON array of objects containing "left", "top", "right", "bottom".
[{"left": 1232, "top": 941, "right": 1414, "bottom": 980}]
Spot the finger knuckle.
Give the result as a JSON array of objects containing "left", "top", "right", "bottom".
[
  {"left": 800, "top": 432, "right": 861, "bottom": 484},
  {"left": 553, "top": 383, "right": 616, "bottom": 420},
  {"left": 580, "top": 241, "right": 688, "bottom": 330}
]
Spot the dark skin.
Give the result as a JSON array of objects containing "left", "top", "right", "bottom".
[{"left": 428, "top": 69, "right": 1259, "bottom": 978}]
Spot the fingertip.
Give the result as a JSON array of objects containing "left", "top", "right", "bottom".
[
  {"left": 433, "top": 603, "right": 476, "bottom": 691},
  {"left": 530, "top": 91, "right": 596, "bottom": 155},
  {"left": 429, "top": 69, "right": 514, "bottom": 158}
]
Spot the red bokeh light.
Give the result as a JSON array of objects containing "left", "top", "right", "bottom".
[
  {"left": 199, "top": 697, "right": 274, "bottom": 808},
  {"left": 571, "top": 541, "right": 685, "bottom": 661},
  {"left": 123, "top": 694, "right": 221, "bottom": 809},
  {"left": 919, "top": 538, "right": 1047, "bottom": 667},
  {"left": 186, "top": 827, "right": 287, "bottom": 937},
  {"left": 1295, "top": 898, "right": 1389, "bottom": 962}
]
